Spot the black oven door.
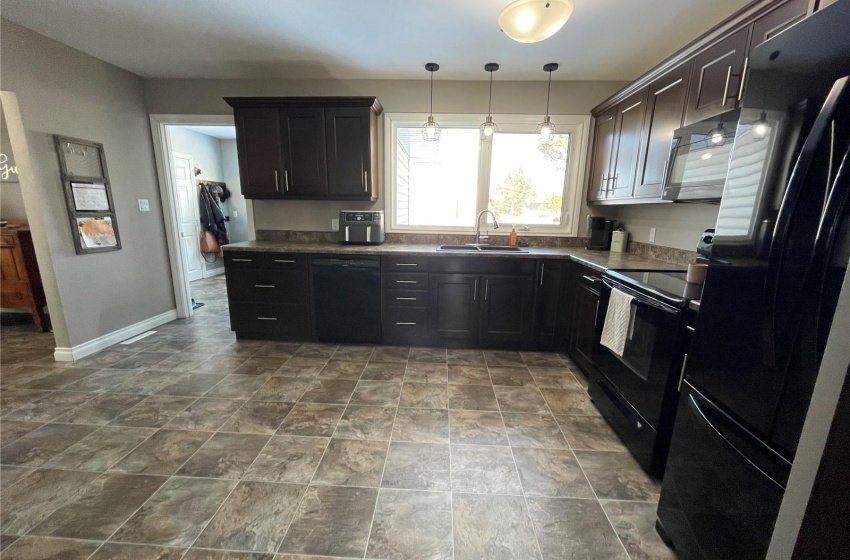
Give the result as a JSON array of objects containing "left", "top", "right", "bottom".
[{"left": 593, "top": 277, "right": 685, "bottom": 430}]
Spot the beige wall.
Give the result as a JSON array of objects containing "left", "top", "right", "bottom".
[
  {"left": 144, "top": 78, "right": 628, "bottom": 234},
  {"left": 609, "top": 202, "right": 720, "bottom": 251},
  {"left": 1, "top": 19, "right": 175, "bottom": 347}
]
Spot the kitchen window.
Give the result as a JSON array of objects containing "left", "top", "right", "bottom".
[{"left": 384, "top": 113, "right": 590, "bottom": 236}]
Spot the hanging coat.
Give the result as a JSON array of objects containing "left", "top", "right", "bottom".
[{"left": 199, "top": 184, "right": 229, "bottom": 246}]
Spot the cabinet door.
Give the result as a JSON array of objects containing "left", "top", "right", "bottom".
[
  {"left": 608, "top": 88, "right": 648, "bottom": 199},
  {"left": 533, "top": 260, "right": 566, "bottom": 349},
  {"left": 684, "top": 27, "right": 750, "bottom": 125},
  {"left": 587, "top": 106, "right": 618, "bottom": 201},
  {"left": 634, "top": 63, "right": 691, "bottom": 199},
  {"left": 233, "top": 108, "right": 283, "bottom": 198},
  {"left": 325, "top": 107, "right": 374, "bottom": 198},
  {"left": 279, "top": 107, "right": 328, "bottom": 196},
  {"left": 572, "top": 277, "right": 602, "bottom": 372},
  {"left": 480, "top": 275, "right": 534, "bottom": 343},
  {"left": 429, "top": 274, "right": 480, "bottom": 341},
  {"left": 752, "top": 0, "right": 808, "bottom": 47}
]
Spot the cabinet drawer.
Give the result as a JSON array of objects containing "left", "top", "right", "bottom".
[
  {"left": 430, "top": 256, "right": 535, "bottom": 275},
  {"left": 384, "top": 306, "right": 428, "bottom": 327},
  {"left": 265, "top": 253, "right": 308, "bottom": 269},
  {"left": 383, "top": 255, "right": 430, "bottom": 271},
  {"left": 224, "top": 252, "right": 264, "bottom": 268},
  {"left": 226, "top": 268, "right": 310, "bottom": 304},
  {"left": 230, "top": 303, "right": 312, "bottom": 340},
  {"left": 384, "top": 289, "right": 427, "bottom": 307},
  {"left": 1, "top": 289, "right": 32, "bottom": 309},
  {"left": 384, "top": 272, "right": 428, "bottom": 289}
]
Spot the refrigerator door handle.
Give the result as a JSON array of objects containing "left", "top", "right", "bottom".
[
  {"left": 687, "top": 393, "right": 789, "bottom": 489},
  {"left": 764, "top": 76, "right": 850, "bottom": 367}
]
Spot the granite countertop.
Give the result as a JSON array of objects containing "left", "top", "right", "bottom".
[{"left": 223, "top": 240, "right": 687, "bottom": 272}]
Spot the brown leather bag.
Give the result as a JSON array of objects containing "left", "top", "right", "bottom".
[{"left": 200, "top": 229, "right": 220, "bottom": 255}]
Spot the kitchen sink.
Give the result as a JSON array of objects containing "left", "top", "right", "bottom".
[{"left": 436, "top": 244, "right": 527, "bottom": 253}]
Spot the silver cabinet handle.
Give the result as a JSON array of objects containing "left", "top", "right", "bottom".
[
  {"left": 581, "top": 274, "right": 599, "bottom": 283},
  {"left": 274, "top": 170, "right": 279, "bottom": 192},
  {"left": 284, "top": 169, "right": 290, "bottom": 191},
  {"left": 257, "top": 317, "right": 278, "bottom": 321},
  {"left": 686, "top": 325, "right": 696, "bottom": 332},
  {"left": 540, "top": 262, "right": 545, "bottom": 286},
  {"left": 254, "top": 284, "right": 275, "bottom": 288},
  {"left": 738, "top": 57, "right": 748, "bottom": 101},
  {"left": 721, "top": 65, "right": 732, "bottom": 107},
  {"left": 396, "top": 322, "right": 417, "bottom": 325},
  {"left": 678, "top": 354, "right": 689, "bottom": 391},
  {"left": 231, "top": 258, "right": 253, "bottom": 262},
  {"left": 594, "top": 300, "right": 600, "bottom": 326},
  {"left": 396, "top": 280, "right": 417, "bottom": 284},
  {"left": 473, "top": 279, "right": 478, "bottom": 301},
  {"left": 484, "top": 279, "right": 490, "bottom": 301},
  {"left": 395, "top": 297, "right": 417, "bottom": 300},
  {"left": 274, "top": 259, "right": 296, "bottom": 263},
  {"left": 364, "top": 170, "right": 368, "bottom": 193},
  {"left": 396, "top": 263, "right": 418, "bottom": 267}
]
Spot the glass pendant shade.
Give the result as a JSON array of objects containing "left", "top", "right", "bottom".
[
  {"left": 537, "top": 116, "right": 555, "bottom": 141},
  {"left": 422, "top": 63, "right": 442, "bottom": 142},
  {"left": 481, "top": 63, "right": 499, "bottom": 142},
  {"left": 499, "top": 0, "right": 574, "bottom": 43},
  {"left": 537, "top": 63, "right": 558, "bottom": 142},
  {"left": 706, "top": 124, "right": 727, "bottom": 147}
]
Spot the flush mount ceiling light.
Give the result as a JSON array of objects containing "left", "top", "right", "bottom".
[
  {"left": 480, "top": 63, "right": 500, "bottom": 141},
  {"left": 422, "top": 63, "right": 442, "bottom": 142},
  {"left": 499, "top": 0, "right": 574, "bottom": 43},
  {"left": 537, "top": 62, "right": 558, "bottom": 141}
]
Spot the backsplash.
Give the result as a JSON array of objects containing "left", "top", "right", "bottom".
[{"left": 255, "top": 230, "right": 697, "bottom": 265}]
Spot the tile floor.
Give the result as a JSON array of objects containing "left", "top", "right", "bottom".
[{"left": 0, "top": 276, "right": 677, "bottom": 559}]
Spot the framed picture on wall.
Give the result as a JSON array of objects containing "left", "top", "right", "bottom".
[{"left": 53, "top": 135, "right": 122, "bottom": 254}]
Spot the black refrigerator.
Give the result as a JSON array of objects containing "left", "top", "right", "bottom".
[{"left": 656, "top": 2, "right": 850, "bottom": 558}]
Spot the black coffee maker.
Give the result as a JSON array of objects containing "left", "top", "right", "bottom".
[{"left": 586, "top": 216, "right": 614, "bottom": 251}]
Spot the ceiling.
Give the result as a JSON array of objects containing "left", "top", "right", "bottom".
[
  {"left": 1, "top": 0, "right": 752, "bottom": 81},
  {"left": 177, "top": 125, "right": 236, "bottom": 140}
]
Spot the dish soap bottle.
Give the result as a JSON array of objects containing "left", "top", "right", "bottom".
[{"left": 509, "top": 226, "right": 518, "bottom": 247}]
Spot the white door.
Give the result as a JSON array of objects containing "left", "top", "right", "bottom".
[{"left": 172, "top": 153, "right": 203, "bottom": 282}]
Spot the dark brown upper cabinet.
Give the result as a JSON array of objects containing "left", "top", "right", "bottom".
[
  {"left": 635, "top": 64, "right": 690, "bottom": 199},
  {"left": 226, "top": 97, "right": 382, "bottom": 201},
  {"left": 751, "top": 0, "right": 808, "bottom": 47},
  {"left": 325, "top": 107, "right": 377, "bottom": 197},
  {"left": 587, "top": 106, "right": 618, "bottom": 202},
  {"left": 684, "top": 27, "right": 750, "bottom": 125},
  {"left": 233, "top": 108, "right": 283, "bottom": 197},
  {"left": 280, "top": 107, "right": 328, "bottom": 196},
  {"left": 608, "top": 88, "right": 648, "bottom": 199}
]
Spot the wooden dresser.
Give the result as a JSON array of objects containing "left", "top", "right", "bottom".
[{"left": 1, "top": 224, "right": 50, "bottom": 331}]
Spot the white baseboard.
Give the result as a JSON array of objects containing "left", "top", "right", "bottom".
[
  {"left": 203, "top": 267, "right": 225, "bottom": 278},
  {"left": 53, "top": 309, "right": 178, "bottom": 362}
]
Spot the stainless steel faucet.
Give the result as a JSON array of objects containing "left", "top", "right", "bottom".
[{"left": 474, "top": 209, "right": 500, "bottom": 245}]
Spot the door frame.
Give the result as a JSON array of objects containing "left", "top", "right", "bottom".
[{"left": 149, "top": 114, "right": 255, "bottom": 318}]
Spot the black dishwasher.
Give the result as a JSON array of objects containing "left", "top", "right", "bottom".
[{"left": 312, "top": 256, "right": 382, "bottom": 343}]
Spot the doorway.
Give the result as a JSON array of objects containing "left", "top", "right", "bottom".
[{"left": 150, "top": 115, "right": 254, "bottom": 319}]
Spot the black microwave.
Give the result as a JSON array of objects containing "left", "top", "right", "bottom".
[{"left": 662, "top": 109, "right": 740, "bottom": 202}]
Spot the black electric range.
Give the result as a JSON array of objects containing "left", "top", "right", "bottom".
[{"left": 588, "top": 267, "right": 698, "bottom": 476}]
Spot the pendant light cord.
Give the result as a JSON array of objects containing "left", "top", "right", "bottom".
[
  {"left": 430, "top": 70, "right": 434, "bottom": 116},
  {"left": 545, "top": 70, "right": 552, "bottom": 118},
  {"left": 488, "top": 71, "right": 494, "bottom": 116}
]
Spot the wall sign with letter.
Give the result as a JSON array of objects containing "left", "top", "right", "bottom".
[{"left": 53, "top": 135, "right": 122, "bottom": 254}]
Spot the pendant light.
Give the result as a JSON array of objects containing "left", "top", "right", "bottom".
[
  {"left": 752, "top": 112, "right": 770, "bottom": 140},
  {"left": 499, "top": 0, "right": 574, "bottom": 43},
  {"left": 422, "top": 63, "right": 442, "bottom": 142},
  {"left": 537, "top": 63, "right": 558, "bottom": 141},
  {"left": 480, "top": 63, "right": 499, "bottom": 141},
  {"left": 706, "top": 122, "right": 728, "bottom": 147}
]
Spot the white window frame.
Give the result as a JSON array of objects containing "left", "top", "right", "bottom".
[{"left": 383, "top": 112, "right": 590, "bottom": 236}]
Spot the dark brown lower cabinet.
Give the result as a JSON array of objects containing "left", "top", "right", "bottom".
[
  {"left": 429, "top": 274, "right": 480, "bottom": 342},
  {"left": 566, "top": 264, "right": 604, "bottom": 372},
  {"left": 533, "top": 259, "right": 569, "bottom": 350},
  {"left": 479, "top": 275, "right": 534, "bottom": 343}
]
